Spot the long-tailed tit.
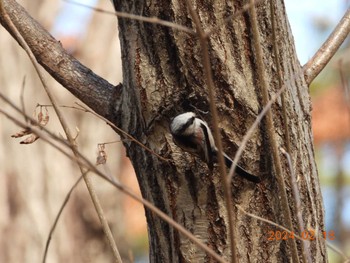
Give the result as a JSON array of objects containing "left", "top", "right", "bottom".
[{"left": 170, "top": 112, "right": 260, "bottom": 183}]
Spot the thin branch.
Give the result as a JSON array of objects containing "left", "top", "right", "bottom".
[
  {"left": 204, "top": 0, "right": 262, "bottom": 37},
  {"left": 20, "top": 75, "right": 28, "bottom": 122},
  {"left": 42, "top": 175, "right": 84, "bottom": 263},
  {"left": 98, "top": 140, "right": 121, "bottom": 145},
  {"left": 0, "top": 93, "right": 228, "bottom": 263},
  {"left": 269, "top": 0, "right": 291, "bottom": 154},
  {"left": 281, "top": 148, "right": 311, "bottom": 263},
  {"left": 37, "top": 103, "right": 89, "bottom": 112},
  {"left": 0, "top": 0, "right": 117, "bottom": 120},
  {"left": 237, "top": 205, "right": 350, "bottom": 261},
  {"left": 64, "top": 0, "right": 195, "bottom": 34},
  {"left": 227, "top": 80, "right": 287, "bottom": 182},
  {"left": 338, "top": 60, "right": 350, "bottom": 114},
  {"left": 246, "top": 1, "right": 300, "bottom": 262},
  {"left": 237, "top": 204, "right": 301, "bottom": 238},
  {"left": 184, "top": 1, "right": 237, "bottom": 262},
  {"left": 37, "top": 102, "right": 170, "bottom": 162},
  {"left": 0, "top": 4, "right": 222, "bottom": 258},
  {"left": 76, "top": 102, "right": 170, "bottom": 162},
  {"left": 303, "top": 8, "right": 350, "bottom": 85},
  {"left": 322, "top": 237, "right": 349, "bottom": 261},
  {"left": 0, "top": 4, "right": 123, "bottom": 261},
  {"left": 271, "top": 1, "right": 307, "bottom": 261}
]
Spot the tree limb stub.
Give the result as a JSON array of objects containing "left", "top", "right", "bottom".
[
  {"left": 303, "top": 8, "right": 350, "bottom": 85},
  {"left": 0, "top": 0, "right": 119, "bottom": 120}
]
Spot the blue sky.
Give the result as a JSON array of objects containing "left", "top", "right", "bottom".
[
  {"left": 52, "top": 0, "right": 98, "bottom": 38},
  {"left": 285, "top": 0, "right": 347, "bottom": 64}
]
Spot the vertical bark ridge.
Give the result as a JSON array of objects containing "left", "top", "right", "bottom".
[{"left": 112, "top": 0, "right": 326, "bottom": 261}]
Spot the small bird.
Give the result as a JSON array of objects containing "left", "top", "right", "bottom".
[{"left": 170, "top": 112, "right": 260, "bottom": 183}]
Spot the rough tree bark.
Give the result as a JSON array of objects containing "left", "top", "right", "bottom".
[
  {"left": 111, "top": 0, "right": 326, "bottom": 262},
  {"left": 0, "top": 0, "right": 328, "bottom": 262}
]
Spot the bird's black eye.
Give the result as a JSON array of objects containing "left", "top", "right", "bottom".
[
  {"left": 186, "top": 116, "right": 195, "bottom": 126},
  {"left": 175, "top": 116, "right": 195, "bottom": 133}
]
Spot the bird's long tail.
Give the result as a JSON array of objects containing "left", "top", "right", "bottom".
[{"left": 223, "top": 153, "right": 261, "bottom": 183}]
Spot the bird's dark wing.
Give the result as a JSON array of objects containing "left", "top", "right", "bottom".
[{"left": 200, "top": 122, "right": 214, "bottom": 168}]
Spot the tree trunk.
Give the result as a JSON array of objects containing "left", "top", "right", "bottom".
[
  {"left": 112, "top": 0, "right": 326, "bottom": 262},
  {"left": 0, "top": 0, "right": 328, "bottom": 261}
]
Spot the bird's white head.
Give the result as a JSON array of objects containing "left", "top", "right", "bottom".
[{"left": 170, "top": 112, "right": 197, "bottom": 136}]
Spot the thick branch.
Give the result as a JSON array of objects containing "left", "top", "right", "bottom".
[
  {"left": 0, "top": 0, "right": 119, "bottom": 120},
  {"left": 303, "top": 8, "right": 350, "bottom": 85}
]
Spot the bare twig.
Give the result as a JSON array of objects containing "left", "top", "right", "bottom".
[
  {"left": 20, "top": 75, "right": 28, "bottom": 122},
  {"left": 184, "top": 1, "right": 237, "bottom": 262},
  {"left": 338, "top": 60, "right": 350, "bottom": 114},
  {"left": 204, "top": 0, "right": 262, "bottom": 37},
  {"left": 98, "top": 140, "right": 121, "bottom": 145},
  {"left": 64, "top": 0, "right": 195, "bottom": 34},
  {"left": 303, "top": 8, "right": 350, "bottom": 85},
  {"left": 269, "top": 0, "right": 291, "bottom": 154},
  {"left": 36, "top": 103, "right": 89, "bottom": 112},
  {"left": 77, "top": 102, "right": 170, "bottom": 162},
  {"left": 0, "top": 0, "right": 116, "bottom": 119},
  {"left": 37, "top": 102, "right": 170, "bottom": 162},
  {"left": 42, "top": 175, "right": 84, "bottom": 263},
  {"left": 237, "top": 204, "right": 300, "bottom": 237},
  {"left": 323, "top": 239, "right": 349, "bottom": 261},
  {"left": 0, "top": 93, "right": 228, "bottom": 263},
  {"left": 338, "top": 59, "right": 350, "bottom": 144},
  {"left": 228, "top": 81, "right": 287, "bottom": 182},
  {"left": 271, "top": 0, "right": 306, "bottom": 261},
  {"left": 0, "top": 4, "right": 122, "bottom": 262},
  {"left": 245, "top": 1, "right": 300, "bottom": 262},
  {"left": 281, "top": 148, "right": 311, "bottom": 263},
  {"left": 237, "top": 205, "right": 350, "bottom": 261}
]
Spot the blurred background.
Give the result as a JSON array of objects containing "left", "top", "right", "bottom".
[
  {"left": 285, "top": 0, "right": 350, "bottom": 261},
  {"left": 0, "top": 0, "right": 349, "bottom": 262}
]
